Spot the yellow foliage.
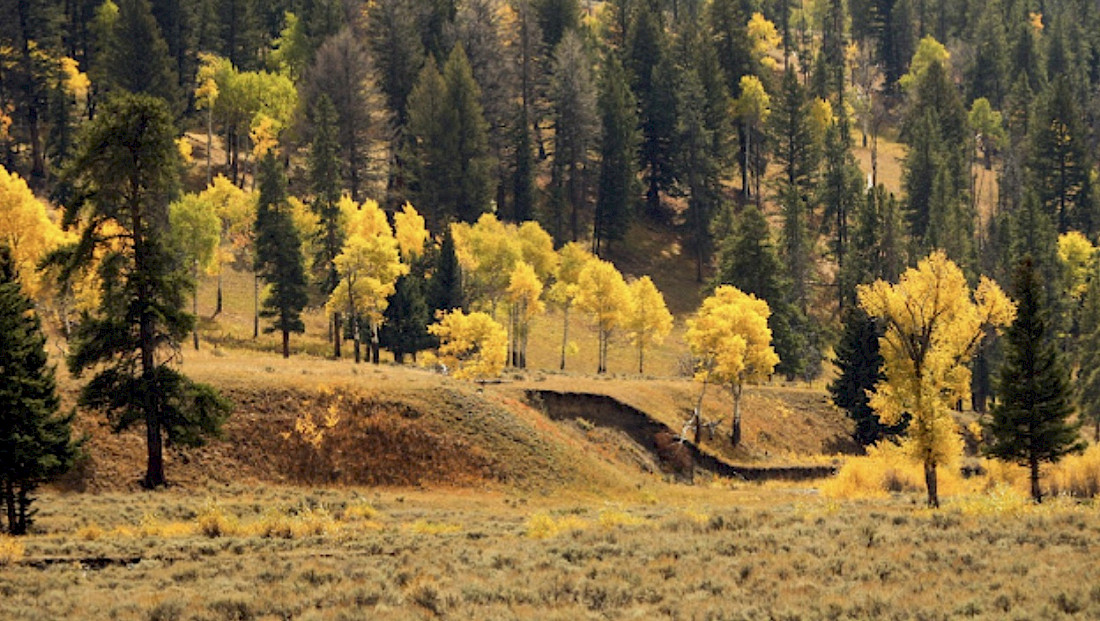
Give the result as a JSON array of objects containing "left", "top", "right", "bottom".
[
  {"left": 0, "top": 165, "right": 68, "bottom": 299},
  {"left": 429, "top": 309, "right": 508, "bottom": 380},
  {"left": 59, "top": 57, "right": 90, "bottom": 100},
  {"left": 899, "top": 35, "right": 950, "bottom": 91},
  {"left": 547, "top": 241, "right": 595, "bottom": 308},
  {"left": 734, "top": 75, "right": 770, "bottom": 124},
  {"left": 1058, "top": 231, "right": 1095, "bottom": 300},
  {"left": 575, "top": 259, "right": 632, "bottom": 335},
  {"left": 525, "top": 512, "right": 589, "bottom": 539},
  {"left": 328, "top": 200, "right": 407, "bottom": 331},
  {"left": 451, "top": 214, "right": 522, "bottom": 310},
  {"left": 196, "top": 502, "right": 241, "bottom": 538},
  {"left": 343, "top": 501, "right": 379, "bottom": 521},
  {"left": 1047, "top": 444, "right": 1100, "bottom": 498},
  {"left": 598, "top": 508, "right": 645, "bottom": 529},
  {"left": 625, "top": 276, "right": 673, "bottom": 373},
  {"left": 393, "top": 202, "right": 429, "bottom": 260},
  {"left": 169, "top": 192, "right": 220, "bottom": 275},
  {"left": 858, "top": 251, "right": 1014, "bottom": 487},
  {"left": 77, "top": 523, "right": 106, "bottom": 541},
  {"left": 176, "top": 137, "right": 193, "bottom": 163},
  {"left": 822, "top": 442, "right": 968, "bottom": 499},
  {"left": 405, "top": 520, "right": 461, "bottom": 535},
  {"left": 507, "top": 261, "right": 545, "bottom": 321},
  {"left": 1030, "top": 11, "right": 1043, "bottom": 31},
  {"left": 686, "top": 285, "right": 778, "bottom": 389},
  {"left": 516, "top": 220, "right": 558, "bottom": 281},
  {"left": 0, "top": 534, "right": 24, "bottom": 566},
  {"left": 250, "top": 113, "right": 280, "bottom": 159},
  {"left": 808, "top": 98, "right": 834, "bottom": 142},
  {"left": 747, "top": 12, "right": 780, "bottom": 71}
]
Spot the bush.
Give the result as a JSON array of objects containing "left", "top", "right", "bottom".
[
  {"left": 197, "top": 503, "right": 240, "bottom": 538},
  {"left": 0, "top": 534, "right": 25, "bottom": 565},
  {"left": 1047, "top": 445, "right": 1100, "bottom": 498}
]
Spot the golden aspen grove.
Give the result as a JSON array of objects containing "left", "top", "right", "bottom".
[{"left": 6, "top": 0, "right": 1100, "bottom": 618}]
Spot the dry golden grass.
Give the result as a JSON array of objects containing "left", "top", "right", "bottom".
[{"left": 7, "top": 484, "right": 1100, "bottom": 619}]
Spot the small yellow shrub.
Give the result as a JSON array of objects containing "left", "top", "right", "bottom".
[
  {"left": 249, "top": 509, "right": 297, "bottom": 539},
  {"left": 951, "top": 484, "right": 1029, "bottom": 516},
  {"left": 77, "top": 523, "right": 105, "bottom": 541},
  {"left": 1047, "top": 445, "right": 1100, "bottom": 498},
  {"left": 0, "top": 534, "right": 24, "bottom": 565},
  {"left": 598, "top": 508, "right": 645, "bottom": 529},
  {"left": 296, "top": 507, "right": 336, "bottom": 537},
  {"left": 822, "top": 442, "right": 966, "bottom": 499},
  {"left": 342, "top": 502, "right": 379, "bottom": 521},
  {"left": 196, "top": 503, "right": 240, "bottom": 538},
  {"left": 524, "top": 512, "right": 589, "bottom": 539}
]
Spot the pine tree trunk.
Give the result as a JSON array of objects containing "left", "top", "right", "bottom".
[
  {"left": 1030, "top": 455, "right": 1042, "bottom": 503},
  {"left": 282, "top": 329, "right": 290, "bottom": 359},
  {"left": 4, "top": 478, "right": 16, "bottom": 535},
  {"left": 214, "top": 271, "right": 223, "bottom": 317},
  {"left": 924, "top": 460, "right": 939, "bottom": 508}
]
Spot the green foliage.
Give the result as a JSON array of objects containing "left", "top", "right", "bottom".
[
  {"left": 58, "top": 93, "right": 230, "bottom": 489},
  {"left": 548, "top": 31, "right": 598, "bottom": 244},
  {"left": 829, "top": 309, "right": 906, "bottom": 447},
  {"left": 1029, "top": 77, "right": 1094, "bottom": 235},
  {"left": 102, "top": 0, "right": 179, "bottom": 106},
  {"left": 308, "top": 94, "right": 343, "bottom": 299},
  {"left": 368, "top": 0, "right": 425, "bottom": 127},
  {"left": 985, "top": 257, "right": 1084, "bottom": 503},
  {"left": 594, "top": 50, "right": 637, "bottom": 253},
  {"left": 380, "top": 270, "right": 434, "bottom": 363},
  {"left": 429, "top": 227, "right": 464, "bottom": 314},
  {"left": 0, "top": 246, "right": 79, "bottom": 535},
  {"left": 254, "top": 153, "right": 309, "bottom": 358}
]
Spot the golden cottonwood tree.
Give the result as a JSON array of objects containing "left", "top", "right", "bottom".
[
  {"left": 686, "top": 285, "right": 779, "bottom": 447},
  {"left": 429, "top": 310, "right": 507, "bottom": 380},
  {"left": 393, "top": 202, "right": 429, "bottom": 261},
  {"left": 548, "top": 242, "right": 595, "bottom": 370},
  {"left": 625, "top": 276, "right": 673, "bottom": 374},
  {"left": 0, "top": 166, "right": 67, "bottom": 300},
  {"left": 327, "top": 199, "right": 407, "bottom": 363},
  {"left": 506, "top": 261, "right": 544, "bottom": 369},
  {"left": 451, "top": 214, "right": 557, "bottom": 313},
  {"left": 858, "top": 251, "right": 1015, "bottom": 507},
  {"left": 575, "top": 258, "right": 632, "bottom": 374}
]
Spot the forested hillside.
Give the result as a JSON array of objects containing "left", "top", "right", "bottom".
[{"left": 3, "top": 0, "right": 1100, "bottom": 500}]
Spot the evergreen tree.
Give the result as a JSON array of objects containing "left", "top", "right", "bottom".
[
  {"left": 308, "top": 95, "right": 344, "bottom": 358},
  {"left": 429, "top": 227, "right": 464, "bottom": 313},
  {"left": 1076, "top": 264, "right": 1100, "bottom": 442},
  {"left": 380, "top": 270, "right": 434, "bottom": 363},
  {"left": 820, "top": 111, "right": 865, "bottom": 309},
  {"left": 511, "top": 104, "right": 536, "bottom": 223},
  {"left": 214, "top": 0, "right": 261, "bottom": 70},
  {"left": 548, "top": 31, "right": 598, "bottom": 244},
  {"left": 254, "top": 152, "right": 308, "bottom": 359},
  {"left": 628, "top": 2, "right": 676, "bottom": 218},
  {"left": 676, "top": 68, "right": 720, "bottom": 283},
  {"left": 534, "top": 0, "right": 579, "bottom": 49},
  {"left": 443, "top": 43, "right": 495, "bottom": 224},
  {"left": 368, "top": 0, "right": 425, "bottom": 127},
  {"left": 967, "top": 0, "right": 1008, "bottom": 106},
  {"left": 594, "top": 52, "right": 638, "bottom": 256},
  {"left": 102, "top": 0, "right": 179, "bottom": 107},
  {"left": 0, "top": 245, "right": 79, "bottom": 535},
  {"left": 985, "top": 257, "right": 1084, "bottom": 503},
  {"left": 57, "top": 93, "right": 230, "bottom": 489},
  {"left": 714, "top": 205, "right": 815, "bottom": 380},
  {"left": 829, "top": 308, "right": 907, "bottom": 447},
  {"left": 1029, "top": 77, "right": 1094, "bottom": 235}
]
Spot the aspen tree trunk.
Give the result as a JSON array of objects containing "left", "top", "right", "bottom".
[
  {"left": 215, "top": 270, "right": 223, "bottom": 317},
  {"left": 924, "top": 460, "right": 939, "bottom": 508},
  {"left": 192, "top": 262, "right": 200, "bottom": 350},
  {"left": 252, "top": 272, "right": 259, "bottom": 339},
  {"left": 333, "top": 312, "right": 342, "bottom": 358},
  {"left": 731, "top": 382, "right": 743, "bottom": 447},
  {"left": 560, "top": 304, "right": 570, "bottom": 370}
]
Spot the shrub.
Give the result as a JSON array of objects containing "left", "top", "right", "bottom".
[
  {"left": 597, "top": 508, "right": 645, "bottom": 529},
  {"left": 525, "top": 512, "right": 589, "bottom": 539},
  {"left": 0, "top": 534, "right": 24, "bottom": 565},
  {"left": 1047, "top": 445, "right": 1100, "bottom": 498},
  {"left": 822, "top": 442, "right": 965, "bottom": 499},
  {"left": 197, "top": 503, "right": 240, "bottom": 538}
]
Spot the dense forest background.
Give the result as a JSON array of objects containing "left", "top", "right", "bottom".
[{"left": 5, "top": 0, "right": 1100, "bottom": 419}]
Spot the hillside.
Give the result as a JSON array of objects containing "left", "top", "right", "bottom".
[{"left": 57, "top": 349, "right": 852, "bottom": 494}]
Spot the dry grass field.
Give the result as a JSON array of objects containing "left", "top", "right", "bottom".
[{"left": 6, "top": 483, "right": 1100, "bottom": 620}]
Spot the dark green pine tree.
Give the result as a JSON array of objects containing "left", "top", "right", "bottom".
[
  {"left": 829, "top": 308, "right": 907, "bottom": 448},
  {"left": 628, "top": 2, "right": 676, "bottom": 219},
  {"left": 820, "top": 110, "right": 865, "bottom": 310},
  {"left": 985, "top": 257, "right": 1084, "bottom": 503},
  {"left": 1075, "top": 266, "right": 1100, "bottom": 442},
  {"left": 0, "top": 245, "right": 80, "bottom": 535},
  {"left": 102, "top": 0, "right": 180, "bottom": 107},
  {"left": 714, "top": 204, "right": 817, "bottom": 380},
  {"left": 214, "top": 0, "right": 262, "bottom": 70},
  {"left": 676, "top": 68, "right": 719, "bottom": 283},
  {"left": 368, "top": 0, "right": 425, "bottom": 127},
  {"left": 442, "top": 43, "right": 495, "bottom": 224},
  {"left": 57, "top": 93, "right": 230, "bottom": 489},
  {"left": 429, "top": 227, "right": 464, "bottom": 314},
  {"left": 534, "top": 0, "right": 579, "bottom": 49},
  {"left": 380, "top": 269, "right": 434, "bottom": 363},
  {"left": 308, "top": 94, "right": 344, "bottom": 358},
  {"left": 594, "top": 51, "right": 638, "bottom": 256},
  {"left": 511, "top": 104, "right": 536, "bottom": 223},
  {"left": 1029, "top": 77, "right": 1094, "bottom": 235},
  {"left": 966, "top": 0, "right": 1008, "bottom": 107},
  {"left": 254, "top": 152, "right": 309, "bottom": 359}
]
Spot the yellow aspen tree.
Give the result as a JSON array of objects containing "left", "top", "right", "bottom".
[
  {"left": 429, "top": 310, "right": 508, "bottom": 380},
  {"left": 575, "top": 258, "right": 632, "bottom": 374},
  {"left": 548, "top": 242, "right": 596, "bottom": 370},
  {"left": 625, "top": 276, "right": 673, "bottom": 375},
  {"left": 747, "top": 12, "right": 781, "bottom": 72},
  {"left": 169, "top": 193, "right": 221, "bottom": 350},
  {"left": 451, "top": 214, "right": 521, "bottom": 313},
  {"left": 1058, "top": 231, "right": 1095, "bottom": 301},
  {"left": 506, "top": 261, "right": 545, "bottom": 369},
  {"left": 195, "top": 54, "right": 219, "bottom": 184},
  {"left": 858, "top": 251, "right": 1015, "bottom": 507},
  {"left": 393, "top": 202, "right": 429, "bottom": 261},
  {"left": 734, "top": 75, "right": 771, "bottom": 204},
  {"left": 198, "top": 175, "right": 256, "bottom": 316},
  {"left": 516, "top": 220, "right": 559, "bottom": 282},
  {"left": 0, "top": 166, "right": 67, "bottom": 301},
  {"left": 686, "top": 285, "right": 779, "bottom": 447},
  {"left": 328, "top": 198, "right": 407, "bottom": 363}
]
